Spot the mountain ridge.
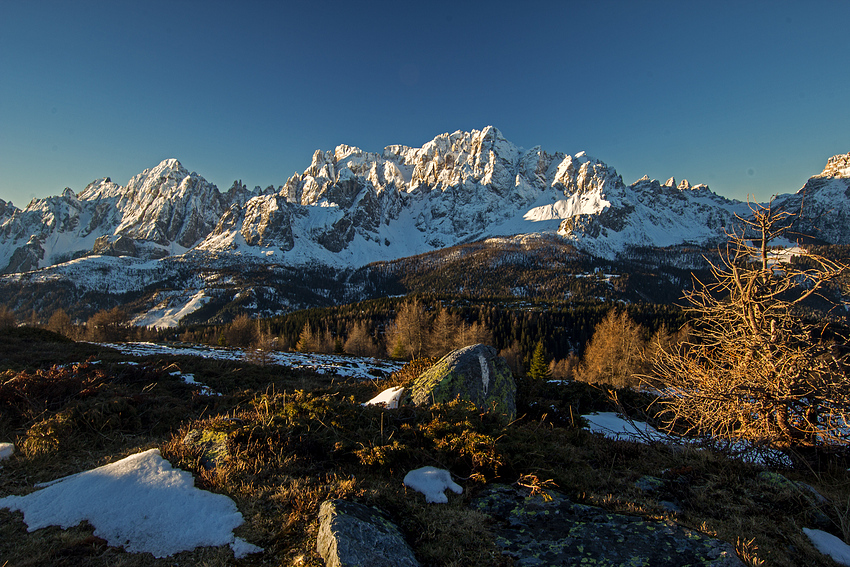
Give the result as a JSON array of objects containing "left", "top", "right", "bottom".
[{"left": 1, "top": 129, "right": 848, "bottom": 326}]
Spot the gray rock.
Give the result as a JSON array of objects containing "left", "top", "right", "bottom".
[
  {"left": 317, "top": 499, "right": 420, "bottom": 567},
  {"left": 472, "top": 485, "right": 743, "bottom": 567},
  {"left": 411, "top": 344, "right": 516, "bottom": 420},
  {"left": 635, "top": 475, "right": 665, "bottom": 492}
]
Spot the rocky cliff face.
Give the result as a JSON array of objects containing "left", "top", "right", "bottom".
[
  {"left": 1, "top": 128, "right": 848, "bottom": 277},
  {"left": 774, "top": 153, "right": 850, "bottom": 244},
  {"left": 200, "top": 126, "right": 743, "bottom": 264},
  {"left": 0, "top": 160, "right": 244, "bottom": 273}
]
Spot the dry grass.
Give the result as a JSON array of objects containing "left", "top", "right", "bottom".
[{"left": 2, "top": 329, "right": 850, "bottom": 566}]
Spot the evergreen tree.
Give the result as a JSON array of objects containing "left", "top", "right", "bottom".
[
  {"left": 385, "top": 298, "right": 431, "bottom": 359},
  {"left": 344, "top": 321, "right": 379, "bottom": 357},
  {"left": 47, "top": 308, "right": 73, "bottom": 338},
  {"left": 528, "top": 341, "right": 549, "bottom": 380},
  {"left": 296, "top": 322, "right": 320, "bottom": 353}
]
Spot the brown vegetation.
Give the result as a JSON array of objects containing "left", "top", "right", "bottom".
[{"left": 654, "top": 202, "right": 850, "bottom": 451}]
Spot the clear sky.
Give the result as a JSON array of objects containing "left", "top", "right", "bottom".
[{"left": 1, "top": 0, "right": 848, "bottom": 208}]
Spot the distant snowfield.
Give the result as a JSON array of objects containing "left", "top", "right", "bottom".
[
  {"left": 100, "top": 341, "right": 405, "bottom": 381},
  {"left": 131, "top": 290, "right": 210, "bottom": 328}
]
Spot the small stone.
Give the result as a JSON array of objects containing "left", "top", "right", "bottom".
[{"left": 635, "top": 475, "right": 665, "bottom": 492}]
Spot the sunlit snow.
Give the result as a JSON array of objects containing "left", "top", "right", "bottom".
[
  {"left": 363, "top": 386, "right": 405, "bottom": 409},
  {"left": 100, "top": 342, "right": 404, "bottom": 381},
  {"left": 403, "top": 466, "right": 463, "bottom": 504},
  {"left": 132, "top": 290, "right": 210, "bottom": 328}
]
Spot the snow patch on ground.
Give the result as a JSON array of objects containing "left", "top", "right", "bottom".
[
  {"left": 177, "top": 372, "right": 221, "bottom": 396},
  {"left": 0, "top": 449, "right": 261, "bottom": 558},
  {"left": 582, "top": 412, "right": 792, "bottom": 466},
  {"left": 363, "top": 386, "right": 405, "bottom": 409},
  {"left": 804, "top": 528, "right": 850, "bottom": 565},
  {"left": 403, "top": 466, "right": 463, "bottom": 504},
  {"left": 99, "top": 342, "right": 405, "bottom": 381},
  {"left": 0, "top": 442, "right": 14, "bottom": 461},
  {"left": 583, "top": 412, "right": 669, "bottom": 443}
]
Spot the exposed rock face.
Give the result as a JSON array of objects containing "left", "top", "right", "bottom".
[
  {"left": 411, "top": 344, "right": 516, "bottom": 420},
  {"left": 775, "top": 153, "right": 850, "bottom": 244},
  {"left": 473, "top": 485, "right": 744, "bottom": 567},
  {"left": 317, "top": 499, "right": 420, "bottom": 567},
  {"left": 93, "top": 235, "right": 138, "bottom": 257},
  {"left": 817, "top": 153, "right": 850, "bottom": 178},
  {"left": 2, "top": 238, "right": 43, "bottom": 274}
]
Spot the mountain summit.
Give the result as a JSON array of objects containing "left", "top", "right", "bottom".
[
  {"left": 0, "top": 128, "right": 848, "bottom": 323},
  {"left": 2, "top": 128, "right": 847, "bottom": 276}
]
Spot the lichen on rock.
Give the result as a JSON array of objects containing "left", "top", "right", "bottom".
[
  {"left": 411, "top": 344, "right": 516, "bottom": 420},
  {"left": 473, "top": 485, "right": 744, "bottom": 566}
]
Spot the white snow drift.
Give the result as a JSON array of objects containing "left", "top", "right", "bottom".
[{"left": 0, "top": 448, "right": 261, "bottom": 558}]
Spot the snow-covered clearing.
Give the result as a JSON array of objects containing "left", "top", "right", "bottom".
[
  {"left": 99, "top": 341, "right": 405, "bottom": 381},
  {"left": 0, "top": 449, "right": 262, "bottom": 558}
]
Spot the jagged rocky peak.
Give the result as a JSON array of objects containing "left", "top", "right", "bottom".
[{"left": 816, "top": 153, "right": 850, "bottom": 178}]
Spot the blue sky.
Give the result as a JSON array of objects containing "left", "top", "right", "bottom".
[{"left": 1, "top": 0, "right": 848, "bottom": 207}]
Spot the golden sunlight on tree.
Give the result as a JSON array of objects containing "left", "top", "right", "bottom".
[
  {"left": 385, "top": 298, "right": 431, "bottom": 360},
  {"left": 576, "top": 309, "right": 647, "bottom": 388},
  {"left": 654, "top": 201, "right": 850, "bottom": 451},
  {"left": 344, "top": 321, "right": 381, "bottom": 358}
]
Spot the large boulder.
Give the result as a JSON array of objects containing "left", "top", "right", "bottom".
[
  {"left": 411, "top": 344, "right": 516, "bottom": 420},
  {"left": 317, "top": 499, "right": 420, "bottom": 567}
]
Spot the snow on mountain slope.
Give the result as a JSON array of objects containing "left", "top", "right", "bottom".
[
  {"left": 7, "top": 127, "right": 848, "bottom": 279},
  {"left": 0, "top": 127, "right": 752, "bottom": 274},
  {"left": 196, "top": 127, "right": 745, "bottom": 265},
  {"left": 0, "top": 160, "right": 246, "bottom": 274},
  {"left": 774, "top": 152, "right": 850, "bottom": 244},
  {"left": 1, "top": 127, "right": 848, "bottom": 326}
]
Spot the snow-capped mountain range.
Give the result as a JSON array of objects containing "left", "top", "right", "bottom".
[{"left": 1, "top": 127, "right": 848, "bottom": 325}]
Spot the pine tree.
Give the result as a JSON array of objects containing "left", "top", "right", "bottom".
[
  {"left": 528, "top": 341, "right": 549, "bottom": 380},
  {"left": 385, "top": 298, "right": 431, "bottom": 359},
  {"left": 429, "top": 307, "right": 460, "bottom": 357},
  {"left": 344, "top": 321, "right": 378, "bottom": 357},
  {"left": 296, "top": 322, "right": 320, "bottom": 353},
  {"left": 47, "top": 308, "right": 73, "bottom": 338}
]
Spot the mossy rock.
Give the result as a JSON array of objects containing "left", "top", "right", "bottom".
[
  {"left": 182, "top": 428, "right": 230, "bottom": 469},
  {"left": 411, "top": 344, "right": 516, "bottom": 420},
  {"left": 473, "top": 485, "right": 743, "bottom": 566}
]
